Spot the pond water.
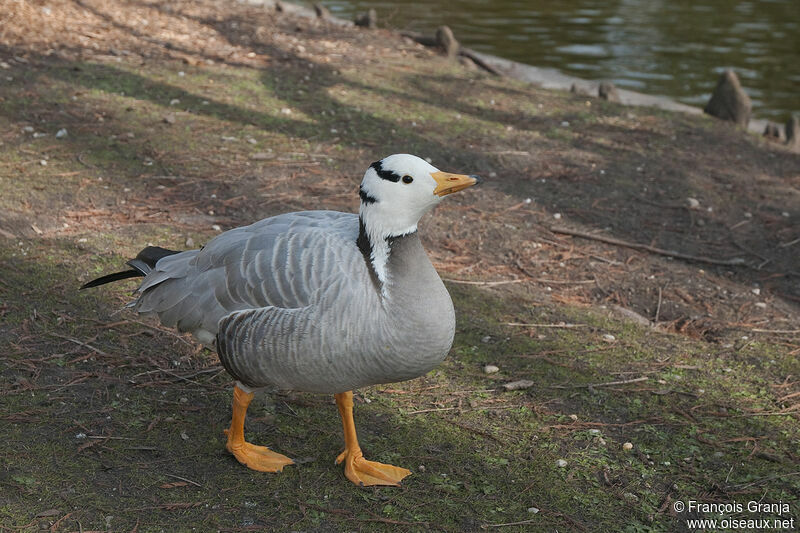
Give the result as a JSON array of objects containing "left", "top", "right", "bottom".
[{"left": 321, "top": 0, "right": 800, "bottom": 120}]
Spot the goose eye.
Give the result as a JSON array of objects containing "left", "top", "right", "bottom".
[{"left": 402, "top": 175, "right": 413, "bottom": 184}]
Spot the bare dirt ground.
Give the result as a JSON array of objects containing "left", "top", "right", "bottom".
[{"left": 1, "top": 0, "right": 799, "bottom": 531}]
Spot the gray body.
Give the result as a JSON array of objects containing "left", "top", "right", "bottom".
[{"left": 132, "top": 210, "right": 455, "bottom": 393}]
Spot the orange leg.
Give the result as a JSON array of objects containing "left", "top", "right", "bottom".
[
  {"left": 223, "top": 385, "right": 293, "bottom": 472},
  {"left": 334, "top": 391, "right": 411, "bottom": 486}
]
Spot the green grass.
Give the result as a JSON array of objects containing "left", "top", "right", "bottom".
[{"left": 2, "top": 243, "right": 797, "bottom": 531}]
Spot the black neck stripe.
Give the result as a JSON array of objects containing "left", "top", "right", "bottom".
[
  {"left": 356, "top": 217, "right": 382, "bottom": 293},
  {"left": 370, "top": 160, "right": 400, "bottom": 182},
  {"left": 359, "top": 185, "right": 378, "bottom": 204}
]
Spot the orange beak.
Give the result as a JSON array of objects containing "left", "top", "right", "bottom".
[{"left": 431, "top": 171, "right": 482, "bottom": 197}]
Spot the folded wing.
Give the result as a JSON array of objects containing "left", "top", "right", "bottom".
[{"left": 132, "top": 211, "right": 360, "bottom": 343}]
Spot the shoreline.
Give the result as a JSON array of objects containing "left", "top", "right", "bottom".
[
  {"left": 466, "top": 51, "right": 771, "bottom": 135},
  {"left": 258, "top": 0, "right": 771, "bottom": 135}
]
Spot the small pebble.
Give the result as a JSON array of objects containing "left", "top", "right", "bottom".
[
  {"left": 502, "top": 380, "right": 534, "bottom": 391},
  {"left": 602, "top": 334, "right": 616, "bottom": 343},
  {"left": 483, "top": 364, "right": 499, "bottom": 374},
  {"left": 418, "top": 464, "right": 426, "bottom": 472},
  {"left": 211, "top": 224, "right": 222, "bottom": 231},
  {"left": 755, "top": 302, "right": 767, "bottom": 309},
  {"left": 569, "top": 414, "right": 578, "bottom": 421},
  {"left": 623, "top": 442, "right": 633, "bottom": 451},
  {"left": 556, "top": 459, "right": 568, "bottom": 468},
  {"left": 40, "top": 160, "right": 48, "bottom": 166},
  {"left": 527, "top": 507, "right": 539, "bottom": 514},
  {"left": 185, "top": 237, "right": 195, "bottom": 247},
  {"left": 55, "top": 128, "right": 68, "bottom": 138},
  {"left": 481, "top": 335, "right": 491, "bottom": 343},
  {"left": 687, "top": 197, "right": 700, "bottom": 209},
  {"left": 751, "top": 287, "right": 760, "bottom": 295},
  {"left": 23, "top": 126, "right": 34, "bottom": 133}
]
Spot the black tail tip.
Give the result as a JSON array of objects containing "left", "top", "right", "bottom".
[{"left": 80, "top": 269, "right": 142, "bottom": 289}]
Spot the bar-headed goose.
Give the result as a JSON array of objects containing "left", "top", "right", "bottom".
[{"left": 83, "top": 154, "right": 481, "bottom": 486}]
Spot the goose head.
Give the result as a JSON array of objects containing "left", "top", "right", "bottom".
[{"left": 358, "top": 154, "right": 481, "bottom": 240}]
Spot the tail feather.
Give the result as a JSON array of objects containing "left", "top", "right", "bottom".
[
  {"left": 80, "top": 269, "right": 142, "bottom": 289},
  {"left": 81, "top": 246, "right": 181, "bottom": 290}
]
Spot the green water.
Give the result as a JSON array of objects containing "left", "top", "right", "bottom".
[{"left": 321, "top": 0, "right": 799, "bottom": 120}]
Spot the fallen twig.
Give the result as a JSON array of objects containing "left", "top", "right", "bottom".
[
  {"left": 542, "top": 418, "right": 662, "bottom": 431},
  {"left": 654, "top": 286, "right": 663, "bottom": 323},
  {"left": 485, "top": 518, "right": 540, "bottom": 528},
  {"left": 49, "top": 512, "right": 73, "bottom": 532},
  {"left": 459, "top": 47, "right": 503, "bottom": 76},
  {"left": 549, "top": 376, "right": 649, "bottom": 389},
  {"left": 550, "top": 226, "right": 746, "bottom": 267},
  {"left": 506, "top": 322, "right": 588, "bottom": 329},
  {"left": 405, "top": 405, "right": 518, "bottom": 415},
  {"left": 443, "top": 278, "right": 526, "bottom": 286},
  {"left": 531, "top": 278, "right": 596, "bottom": 285},
  {"left": 404, "top": 407, "right": 459, "bottom": 415},
  {"left": 729, "top": 471, "right": 800, "bottom": 490},
  {"left": 442, "top": 418, "right": 508, "bottom": 444},
  {"left": 164, "top": 472, "right": 202, "bottom": 487},
  {"left": 47, "top": 333, "right": 109, "bottom": 356}
]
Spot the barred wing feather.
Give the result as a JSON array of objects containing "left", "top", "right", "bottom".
[{"left": 133, "top": 211, "right": 360, "bottom": 342}]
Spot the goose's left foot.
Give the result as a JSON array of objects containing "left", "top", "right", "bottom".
[
  {"left": 225, "top": 384, "right": 294, "bottom": 473},
  {"left": 225, "top": 430, "right": 294, "bottom": 472},
  {"left": 335, "top": 447, "right": 411, "bottom": 486},
  {"left": 334, "top": 390, "right": 411, "bottom": 487}
]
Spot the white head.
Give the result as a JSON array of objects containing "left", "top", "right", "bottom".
[{"left": 359, "top": 154, "right": 480, "bottom": 240}]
